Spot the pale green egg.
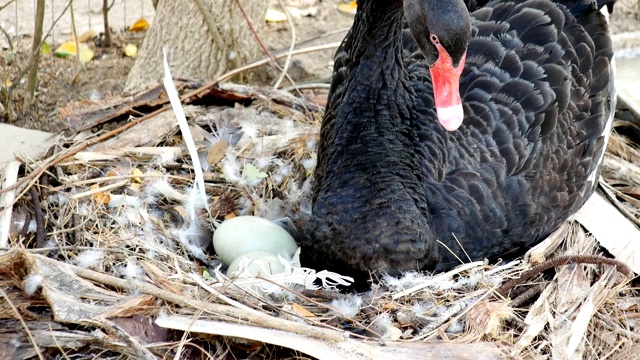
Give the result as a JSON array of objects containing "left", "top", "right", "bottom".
[{"left": 213, "top": 216, "right": 298, "bottom": 265}]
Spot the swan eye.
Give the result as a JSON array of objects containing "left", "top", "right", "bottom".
[{"left": 430, "top": 34, "right": 439, "bottom": 45}]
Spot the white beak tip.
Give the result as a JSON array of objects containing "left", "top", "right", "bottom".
[{"left": 436, "top": 105, "right": 464, "bottom": 131}]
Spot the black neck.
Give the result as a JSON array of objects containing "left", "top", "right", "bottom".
[
  {"left": 322, "top": 1, "right": 422, "bottom": 180},
  {"left": 351, "top": 0, "right": 405, "bottom": 64}
]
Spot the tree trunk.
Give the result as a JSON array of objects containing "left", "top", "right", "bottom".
[
  {"left": 124, "top": 0, "right": 269, "bottom": 94},
  {"left": 102, "top": 0, "right": 112, "bottom": 48}
]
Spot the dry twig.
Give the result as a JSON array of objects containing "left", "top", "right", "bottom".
[{"left": 497, "top": 255, "right": 632, "bottom": 298}]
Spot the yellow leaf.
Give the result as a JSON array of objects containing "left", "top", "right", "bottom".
[
  {"left": 54, "top": 41, "right": 77, "bottom": 58},
  {"left": 242, "top": 163, "right": 268, "bottom": 181},
  {"left": 202, "top": 267, "right": 214, "bottom": 279},
  {"left": 292, "top": 303, "right": 315, "bottom": 317},
  {"left": 41, "top": 42, "right": 51, "bottom": 55},
  {"left": 129, "top": 18, "right": 150, "bottom": 32},
  {"left": 79, "top": 48, "right": 94, "bottom": 63},
  {"left": 130, "top": 168, "right": 143, "bottom": 184},
  {"left": 90, "top": 184, "right": 111, "bottom": 204},
  {"left": 125, "top": 43, "right": 138, "bottom": 57},
  {"left": 265, "top": 8, "right": 287, "bottom": 22},
  {"left": 337, "top": 1, "right": 357, "bottom": 15},
  {"left": 207, "top": 140, "right": 229, "bottom": 166},
  {"left": 224, "top": 212, "right": 236, "bottom": 220}
]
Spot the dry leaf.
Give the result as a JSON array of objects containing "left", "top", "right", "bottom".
[
  {"left": 265, "top": 8, "right": 288, "bottom": 22},
  {"left": 75, "top": 29, "right": 97, "bottom": 43},
  {"left": 337, "top": 1, "right": 357, "bottom": 15},
  {"left": 111, "top": 315, "right": 169, "bottom": 344},
  {"left": 129, "top": 18, "right": 150, "bottom": 32},
  {"left": 292, "top": 303, "right": 315, "bottom": 318},
  {"left": 90, "top": 184, "right": 110, "bottom": 205},
  {"left": 207, "top": 140, "right": 229, "bottom": 166},
  {"left": 381, "top": 302, "right": 398, "bottom": 311}
]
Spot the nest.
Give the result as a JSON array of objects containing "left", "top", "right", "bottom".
[{"left": 0, "top": 80, "right": 639, "bottom": 360}]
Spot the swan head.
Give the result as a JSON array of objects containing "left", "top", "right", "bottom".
[{"left": 404, "top": 0, "right": 472, "bottom": 131}]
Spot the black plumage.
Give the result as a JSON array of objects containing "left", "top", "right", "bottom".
[{"left": 302, "top": 0, "right": 616, "bottom": 286}]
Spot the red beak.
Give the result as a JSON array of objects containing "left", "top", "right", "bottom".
[{"left": 429, "top": 44, "right": 466, "bottom": 131}]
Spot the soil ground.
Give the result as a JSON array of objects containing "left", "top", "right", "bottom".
[{"left": 0, "top": 0, "right": 638, "bottom": 133}]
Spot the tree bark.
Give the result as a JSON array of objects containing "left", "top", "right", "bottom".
[
  {"left": 124, "top": 0, "right": 269, "bottom": 94},
  {"left": 102, "top": 0, "right": 112, "bottom": 48}
]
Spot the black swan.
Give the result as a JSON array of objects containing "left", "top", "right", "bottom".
[{"left": 301, "top": 0, "right": 616, "bottom": 285}]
